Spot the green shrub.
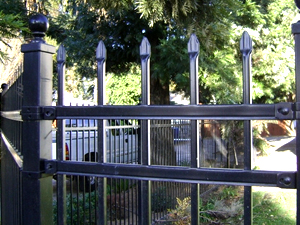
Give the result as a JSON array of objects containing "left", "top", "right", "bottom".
[{"left": 53, "top": 192, "right": 98, "bottom": 224}]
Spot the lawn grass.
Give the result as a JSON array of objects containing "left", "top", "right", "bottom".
[
  {"left": 253, "top": 187, "right": 296, "bottom": 225},
  {"left": 162, "top": 185, "right": 296, "bottom": 224}
]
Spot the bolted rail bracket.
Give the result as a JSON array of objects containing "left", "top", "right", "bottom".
[
  {"left": 293, "top": 102, "right": 300, "bottom": 119},
  {"left": 277, "top": 172, "right": 296, "bottom": 188},
  {"left": 42, "top": 107, "right": 56, "bottom": 119},
  {"left": 43, "top": 160, "right": 57, "bottom": 175},
  {"left": 275, "top": 102, "right": 294, "bottom": 120},
  {"left": 22, "top": 106, "right": 56, "bottom": 120},
  {"left": 21, "top": 106, "right": 43, "bottom": 120}
]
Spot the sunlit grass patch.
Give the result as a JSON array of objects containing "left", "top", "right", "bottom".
[{"left": 253, "top": 188, "right": 296, "bottom": 225}]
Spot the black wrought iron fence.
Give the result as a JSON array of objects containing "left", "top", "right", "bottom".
[
  {"left": 1, "top": 132, "right": 23, "bottom": 225},
  {"left": 1, "top": 11, "right": 300, "bottom": 225},
  {"left": 0, "top": 66, "right": 23, "bottom": 224}
]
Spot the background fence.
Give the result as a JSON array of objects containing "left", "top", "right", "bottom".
[{"left": 50, "top": 115, "right": 234, "bottom": 223}]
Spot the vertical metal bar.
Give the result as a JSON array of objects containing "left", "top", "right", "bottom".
[
  {"left": 138, "top": 37, "right": 151, "bottom": 225},
  {"left": 1, "top": 87, "right": 3, "bottom": 224},
  {"left": 56, "top": 44, "right": 67, "bottom": 225},
  {"left": 96, "top": 40, "right": 107, "bottom": 225},
  {"left": 21, "top": 14, "right": 55, "bottom": 225},
  {"left": 188, "top": 34, "right": 200, "bottom": 224},
  {"left": 57, "top": 45, "right": 66, "bottom": 107},
  {"left": 240, "top": 31, "right": 253, "bottom": 225},
  {"left": 292, "top": 12, "right": 300, "bottom": 224}
]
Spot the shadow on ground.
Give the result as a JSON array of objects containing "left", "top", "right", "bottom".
[{"left": 274, "top": 137, "right": 296, "bottom": 154}]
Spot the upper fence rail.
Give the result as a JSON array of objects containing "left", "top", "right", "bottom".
[
  {"left": 34, "top": 103, "right": 294, "bottom": 120},
  {"left": 1, "top": 102, "right": 294, "bottom": 121}
]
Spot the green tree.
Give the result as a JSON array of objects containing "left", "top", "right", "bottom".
[
  {"left": 105, "top": 64, "right": 141, "bottom": 105},
  {"left": 1, "top": 0, "right": 297, "bottom": 104},
  {"left": 0, "top": 0, "right": 62, "bottom": 82},
  {"left": 44, "top": 0, "right": 298, "bottom": 167},
  {"left": 0, "top": 0, "right": 28, "bottom": 63},
  {"left": 47, "top": 0, "right": 250, "bottom": 104},
  {"left": 248, "top": 0, "right": 297, "bottom": 103}
]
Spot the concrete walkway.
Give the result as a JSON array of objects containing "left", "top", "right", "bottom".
[
  {"left": 253, "top": 136, "right": 297, "bottom": 221},
  {"left": 255, "top": 136, "right": 296, "bottom": 171}
]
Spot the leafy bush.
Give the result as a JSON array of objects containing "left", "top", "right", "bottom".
[
  {"left": 166, "top": 186, "right": 244, "bottom": 224},
  {"left": 167, "top": 197, "right": 191, "bottom": 225},
  {"left": 53, "top": 192, "right": 98, "bottom": 224}
]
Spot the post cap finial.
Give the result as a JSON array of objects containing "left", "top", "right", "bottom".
[{"left": 29, "top": 14, "right": 49, "bottom": 43}]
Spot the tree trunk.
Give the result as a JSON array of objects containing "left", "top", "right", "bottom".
[
  {"left": 150, "top": 76, "right": 170, "bottom": 105},
  {"left": 150, "top": 77, "right": 177, "bottom": 166}
]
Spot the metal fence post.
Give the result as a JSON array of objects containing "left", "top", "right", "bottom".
[
  {"left": 21, "top": 14, "right": 55, "bottom": 225},
  {"left": 56, "top": 44, "right": 67, "bottom": 225},
  {"left": 292, "top": 4, "right": 300, "bottom": 222},
  {"left": 96, "top": 40, "right": 107, "bottom": 225},
  {"left": 139, "top": 37, "right": 151, "bottom": 225},
  {"left": 188, "top": 34, "right": 200, "bottom": 224},
  {"left": 240, "top": 31, "right": 253, "bottom": 225}
]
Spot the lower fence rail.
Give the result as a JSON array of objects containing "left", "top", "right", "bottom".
[{"left": 45, "top": 161, "right": 296, "bottom": 189}]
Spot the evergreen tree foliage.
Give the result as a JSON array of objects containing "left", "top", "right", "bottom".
[
  {"left": 248, "top": 0, "right": 297, "bottom": 103},
  {"left": 0, "top": 0, "right": 298, "bottom": 105},
  {"left": 0, "top": 0, "right": 28, "bottom": 63}
]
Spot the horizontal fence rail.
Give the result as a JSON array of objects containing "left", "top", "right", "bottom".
[
  {"left": 1, "top": 102, "right": 295, "bottom": 122},
  {"left": 6, "top": 102, "right": 294, "bottom": 121},
  {"left": 44, "top": 160, "right": 296, "bottom": 188}
]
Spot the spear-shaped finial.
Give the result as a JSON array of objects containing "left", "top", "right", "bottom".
[
  {"left": 140, "top": 37, "right": 151, "bottom": 60},
  {"left": 96, "top": 41, "right": 107, "bottom": 62},
  {"left": 240, "top": 31, "right": 252, "bottom": 56},
  {"left": 57, "top": 45, "right": 66, "bottom": 64}
]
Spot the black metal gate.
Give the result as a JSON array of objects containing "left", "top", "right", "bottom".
[{"left": 1, "top": 11, "right": 300, "bottom": 225}]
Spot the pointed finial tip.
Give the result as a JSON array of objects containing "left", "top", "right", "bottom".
[
  {"left": 57, "top": 45, "right": 66, "bottom": 62},
  {"left": 140, "top": 37, "right": 151, "bottom": 56},
  {"left": 188, "top": 33, "right": 199, "bottom": 53},
  {"left": 240, "top": 31, "right": 252, "bottom": 53},
  {"left": 96, "top": 41, "right": 107, "bottom": 60}
]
